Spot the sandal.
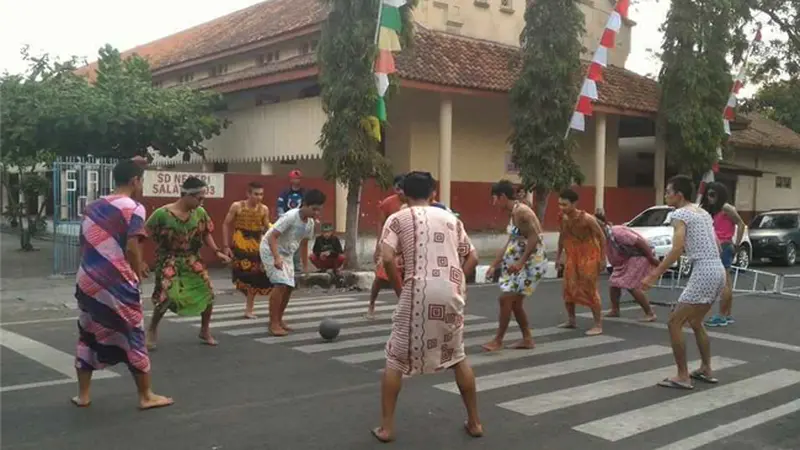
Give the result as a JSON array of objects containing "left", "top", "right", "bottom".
[
  {"left": 690, "top": 370, "right": 719, "bottom": 384},
  {"left": 371, "top": 427, "right": 394, "bottom": 443},
  {"left": 657, "top": 378, "right": 694, "bottom": 390}
]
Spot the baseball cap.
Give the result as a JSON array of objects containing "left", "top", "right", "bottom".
[{"left": 289, "top": 169, "right": 302, "bottom": 179}]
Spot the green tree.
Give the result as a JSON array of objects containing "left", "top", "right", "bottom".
[
  {"left": 743, "top": 79, "right": 800, "bottom": 132},
  {"left": 657, "top": 0, "right": 750, "bottom": 177},
  {"left": 317, "top": 0, "right": 417, "bottom": 269},
  {"left": 747, "top": 0, "right": 799, "bottom": 79},
  {"left": 508, "top": 0, "right": 586, "bottom": 219}
]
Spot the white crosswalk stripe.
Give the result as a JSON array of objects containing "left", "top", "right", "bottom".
[{"left": 157, "top": 295, "right": 800, "bottom": 447}]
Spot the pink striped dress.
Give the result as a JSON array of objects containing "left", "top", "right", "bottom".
[
  {"left": 380, "top": 206, "right": 475, "bottom": 376},
  {"left": 74, "top": 195, "right": 150, "bottom": 374}
]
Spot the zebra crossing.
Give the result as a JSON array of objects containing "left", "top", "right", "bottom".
[{"left": 168, "top": 295, "right": 800, "bottom": 448}]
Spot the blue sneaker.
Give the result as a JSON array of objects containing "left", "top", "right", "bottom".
[
  {"left": 704, "top": 314, "right": 728, "bottom": 327},
  {"left": 725, "top": 316, "right": 735, "bottom": 324}
]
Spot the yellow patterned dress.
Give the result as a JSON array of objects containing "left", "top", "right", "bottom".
[{"left": 231, "top": 202, "right": 273, "bottom": 296}]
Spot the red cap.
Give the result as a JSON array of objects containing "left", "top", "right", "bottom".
[{"left": 289, "top": 169, "right": 302, "bottom": 179}]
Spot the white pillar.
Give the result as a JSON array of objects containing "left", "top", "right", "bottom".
[
  {"left": 259, "top": 161, "right": 274, "bottom": 175},
  {"left": 438, "top": 96, "right": 453, "bottom": 205},
  {"left": 594, "top": 113, "right": 607, "bottom": 210},
  {"left": 654, "top": 132, "right": 667, "bottom": 205},
  {"left": 335, "top": 182, "right": 347, "bottom": 233}
]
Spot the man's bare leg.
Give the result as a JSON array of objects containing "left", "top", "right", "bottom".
[
  {"left": 453, "top": 360, "right": 483, "bottom": 437},
  {"left": 146, "top": 303, "right": 169, "bottom": 350},
  {"left": 198, "top": 304, "right": 217, "bottom": 346},
  {"left": 244, "top": 292, "right": 257, "bottom": 319},
  {"left": 629, "top": 288, "right": 657, "bottom": 322},
  {"left": 132, "top": 371, "right": 174, "bottom": 410},
  {"left": 509, "top": 298, "right": 534, "bottom": 349},
  {"left": 482, "top": 294, "right": 515, "bottom": 351},
  {"left": 365, "top": 278, "right": 381, "bottom": 319},
  {"left": 662, "top": 303, "right": 693, "bottom": 386},
  {"left": 372, "top": 366, "right": 403, "bottom": 442},
  {"left": 605, "top": 287, "right": 622, "bottom": 317},
  {"left": 559, "top": 302, "right": 577, "bottom": 328},
  {"left": 71, "top": 368, "right": 93, "bottom": 407},
  {"left": 268, "top": 286, "right": 288, "bottom": 336},
  {"left": 278, "top": 286, "right": 294, "bottom": 331},
  {"left": 688, "top": 303, "right": 715, "bottom": 380},
  {"left": 585, "top": 304, "right": 603, "bottom": 336},
  {"left": 719, "top": 274, "right": 733, "bottom": 317}
]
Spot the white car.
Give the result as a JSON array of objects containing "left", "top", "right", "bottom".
[{"left": 606, "top": 205, "right": 752, "bottom": 273}]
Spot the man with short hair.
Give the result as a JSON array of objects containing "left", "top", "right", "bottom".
[
  {"left": 643, "top": 175, "right": 726, "bottom": 389},
  {"left": 310, "top": 223, "right": 345, "bottom": 274},
  {"left": 73, "top": 159, "right": 172, "bottom": 410},
  {"left": 556, "top": 188, "right": 606, "bottom": 336},
  {"left": 260, "top": 189, "right": 327, "bottom": 336}
]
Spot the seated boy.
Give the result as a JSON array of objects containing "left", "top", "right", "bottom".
[{"left": 310, "top": 223, "right": 345, "bottom": 273}]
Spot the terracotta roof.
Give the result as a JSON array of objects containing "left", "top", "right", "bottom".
[
  {"left": 729, "top": 113, "right": 800, "bottom": 152},
  {"left": 76, "top": 0, "right": 326, "bottom": 80},
  {"left": 186, "top": 53, "right": 316, "bottom": 90}
]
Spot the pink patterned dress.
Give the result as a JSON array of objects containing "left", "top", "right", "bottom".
[
  {"left": 605, "top": 225, "right": 652, "bottom": 290},
  {"left": 381, "top": 206, "right": 475, "bottom": 376},
  {"left": 75, "top": 195, "right": 150, "bottom": 374}
]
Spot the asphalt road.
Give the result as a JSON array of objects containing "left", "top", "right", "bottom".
[{"left": 2, "top": 268, "right": 800, "bottom": 450}]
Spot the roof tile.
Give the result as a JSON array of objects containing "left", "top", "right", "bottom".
[{"left": 730, "top": 114, "right": 800, "bottom": 152}]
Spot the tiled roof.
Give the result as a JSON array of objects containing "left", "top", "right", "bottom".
[{"left": 729, "top": 114, "right": 800, "bottom": 152}]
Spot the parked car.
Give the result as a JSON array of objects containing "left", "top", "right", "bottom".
[
  {"left": 749, "top": 209, "right": 800, "bottom": 266},
  {"left": 606, "top": 205, "right": 752, "bottom": 273}
]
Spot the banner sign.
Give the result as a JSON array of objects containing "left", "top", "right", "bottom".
[{"left": 143, "top": 171, "right": 225, "bottom": 198}]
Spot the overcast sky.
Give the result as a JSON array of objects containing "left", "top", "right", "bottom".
[{"left": 0, "top": 0, "right": 734, "bottom": 92}]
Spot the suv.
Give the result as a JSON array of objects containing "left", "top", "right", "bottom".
[
  {"left": 607, "top": 205, "right": 752, "bottom": 273},
  {"left": 749, "top": 209, "right": 800, "bottom": 266}
]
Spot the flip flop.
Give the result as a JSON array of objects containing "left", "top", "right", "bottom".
[
  {"left": 690, "top": 371, "right": 719, "bottom": 384},
  {"left": 464, "top": 421, "right": 484, "bottom": 438},
  {"left": 658, "top": 378, "right": 694, "bottom": 390},
  {"left": 371, "top": 427, "right": 394, "bottom": 443},
  {"left": 70, "top": 397, "right": 91, "bottom": 408}
]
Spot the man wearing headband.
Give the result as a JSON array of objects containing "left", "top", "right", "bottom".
[{"left": 145, "top": 176, "right": 231, "bottom": 350}]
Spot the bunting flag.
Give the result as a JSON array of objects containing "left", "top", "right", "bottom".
[
  {"left": 567, "top": 0, "right": 630, "bottom": 135},
  {"left": 365, "top": 0, "right": 408, "bottom": 134}
]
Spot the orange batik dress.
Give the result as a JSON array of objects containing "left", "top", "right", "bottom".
[{"left": 560, "top": 210, "right": 603, "bottom": 309}]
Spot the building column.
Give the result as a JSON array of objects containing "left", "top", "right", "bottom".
[
  {"left": 654, "top": 131, "right": 667, "bottom": 205},
  {"left": 335, "top": 182, "right": 347, "bottom": 233},
  {"left": 438, "top": 96, "right": 453, "bottom": 205},
  {"left": 201, "top": 163, "right": 214, "bottom": 173},
  {"left": 594, "top": 113, "right": 607, "bottom": 211},
  {"left": 259, "top": 161, "right": 274, "bottom": 175}
]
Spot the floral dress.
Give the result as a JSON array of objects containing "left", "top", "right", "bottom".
[
  {"left": 498, "top": 204, "right": 548, "bottom": 297},
  {"left": 146, "top": 206, "right": 215, "bottom": 316},
  {"left": 231, "top": 201, "right": 273, "bottom": 296}
]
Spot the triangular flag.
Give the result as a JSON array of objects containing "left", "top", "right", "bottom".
[
  {"left": 755, "top": 28, "right": 762, "bottom": 42},
  {"left": 581, "top": 79, "right": 598, "bottom": 100},
  {"left": 380, "top": 5, "right": 403, "bottom": 32},
  {"left": 606, "top": 11, "right": 622, "bottom": 32},
  {"left": 614, "top": 0, "right": 630, "bottom": 18},
  {"left": 576, "top": 96, "right": 594, "bottom": 115},
  {"left": 723, "top": 119, "right": 731, "bottom": 135},
  {"left": 600, "top": 29, "right": 617, "bottom": 48},
  {"left": 732, "top": 80, "right": 744, "bottom": 94},
  {"left": 570, "top": 111, "right": 586, "bottom": 132},
  {"left": 374, "top": 50, "right": 396, "bottom": 74},
  {"left": 383, "top": 0, "right": 407, "bottom": 7},
  {"left": 587, "top": 62, "right": 604, "bottom": 81},
  {"left": 727, "top": 94, "right": 737, "bottom": 108},
  {"left": 376, "top": 96, "right": 388, "bottom": 121},
  {"left": 593, "top": 46, "right": 608, "bottom": 66},
  {"left": 724, "top": 106, "right": 736, "bottom": 120},
  {"left": 378, "top": 27, "right": 402, "bottom": 52},
  {"left": 375, "top": 73, "right": 390, "bottom": 97}
]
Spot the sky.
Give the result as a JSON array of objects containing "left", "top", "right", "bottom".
[{"left": 0, "top": 0, "right": 733, "bottom": 92}]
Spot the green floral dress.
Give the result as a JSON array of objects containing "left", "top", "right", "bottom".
[{"left": 146, "top": 206, "right": 215, "bottom": 316}]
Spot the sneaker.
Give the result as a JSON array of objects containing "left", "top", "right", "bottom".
[
  {"left": 725, "top": 316, "right": 735, "bottom": 324},
  {"left": 705, "top": 314, "right": 728, "bottom": 327}
]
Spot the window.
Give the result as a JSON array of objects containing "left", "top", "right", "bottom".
[
  {"left": 776, "top": 176, "right": 792, "bottom": 189},
  {"left": 301, "top": 42, "right": 310, "bottom": 55},
  {"left": 750, "top": 213, "right": 799, "bottom": 230},
  {"left": 257, "top": 51, "right": 281, "bottom": 66},
  {"left": 210, "top": 64, "right": 228, "bottom": 77},
  {"left": 627, "top": 208, "right": 673, "bottom": 227},
  {"left": 179, "top": 73, "right": 194, "bottom": 83}
]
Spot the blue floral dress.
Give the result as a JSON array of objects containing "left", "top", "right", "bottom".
[{"left": 498, "top": 204, "right": 548, "bottom": 296}]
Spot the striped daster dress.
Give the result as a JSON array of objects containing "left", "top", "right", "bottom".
[
  {"left": 74, "top": 195, "right": 150, "bottom": 374},
  {"left": 380, "top": 206, "right": 475, "bottom": 376}
]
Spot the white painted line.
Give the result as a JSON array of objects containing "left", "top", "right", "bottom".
[
  {"left": 337, "top": 327, "right": 576, "bottom": 365},
  {"left": 653, "top": 398, "right": 800, "bottom": 450},
  {"left": 291, "top": 322, "right": 501, "bottom": 354},
  {"left": 0, "top": 317, "right": 78, "bottom": 326},
  {"left": 0, "top": 329, "right": 118, "bottom": 380},
  {"left": 1, "top": 378, "right": 75, "bottom": 393},
  {"left": 225, "top": 315, "right": 385, "bottom": 337},
  {"left": 465, "top": 335, "right": 624, "bottom": 368},
  {"left": 435, "top": 345, "right": 674, "bottom": 394},
  {"left": 256, "top": 315, "right": 485, "bottom": 344},
  {"left": 171, "top": 300, "right": 378, "bottom": 323},
  {"left": 206, "top": 305, "right": 398, "bottom": 329},
  {"left": 211, "top": 296, "right": 361, "bottom": 312},
  {"left": 573, "top": 369, "right": 800, "bottom": 442},
  {"left": 500, "top": 356, "right": 745, "bottom": 416},
  {"left": 583, "top": 313, "right": 800, "bottom": 353}
]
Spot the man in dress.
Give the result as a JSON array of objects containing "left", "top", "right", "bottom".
[
  {"left": 594, "top": 209, "right": 658, "bottom": 322},
  {"left": 482, "top": 180, "right": 548, "bottom": 352},
  {"left": 73, "top": 159, "right": 172, "bottom": 410},
  {"left": 145, "top": 177, "right": 231, "bottom": 350},
  {"left": 643, "top": 175, "right": 726, "bottom": 389},
  {"left": 366, "top": 174, "right": 406, "bottom": 319},
  {"left": 371, "top": 171, "right": 482, "bottom": 443},
  {"left": 222, "top": 182, "right": 272, "bottom": 319},
  {"left": 556, "top": 188, "right": 606, "bottom": 336},
  {"left": 260, "top": 189, "right": 326, "bottom": 336}
]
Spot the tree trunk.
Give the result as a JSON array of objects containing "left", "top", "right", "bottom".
[
  {"left": 343, "top": 179, "right": 362, "bottom": 270},
  {"left": 533, "top": 186, "right": 549, "bottom": 222},
  {"left": 17, "top": 173, "right": 34, "bottom": 251}
]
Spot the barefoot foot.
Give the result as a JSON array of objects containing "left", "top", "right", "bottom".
[
  {"left": 585, "top": 327, "right": 603, "bottom": 336},
  {"left": 371, "top": 427, "right": 394, "bottom": 443},
  {"left": 639, "top": 314, "right": 657, "bottom": 322},
  {"left": 481, "top": 340, "right": 503, "bottom": 352},
  {"left": 198, "top": 333, "right": 218, "bottom": 346},
  {"left": 243, "top": 313, "right": 257, "bottom": 319},
  {"left": 138, "top": 394, "right": 174, "bottom": 410},
  {"left": 280, "top": 322, "right": 293, "bottom": 332},
  {"left": 269, "top": 326, "right": 288, "bottom": 337},
  {"left": 71, "top": 396, "right": 91, "bottom": 408},
  {"left": 464, "top": 421, "right": 484, "bottom": 438},
  {"left": 509, "top": 338, "right": 535, "bottom": 349},
  {"left": 558, "top": 322, "right": 577, "bottom": 329},
  {"left": 604, "top": 310, "right": 620, "bottom": 318}
]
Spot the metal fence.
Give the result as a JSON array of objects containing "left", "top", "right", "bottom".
[
  {"left": 654, "top": 264, "right": 800, "bottom": 304},
  {"left": 52, "top": 156, "right": 118, "bottom": 275}
]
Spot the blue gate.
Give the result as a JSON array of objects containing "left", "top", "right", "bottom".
[{"left": 52, "top": 156, "right": 118, "bottom": 275}]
